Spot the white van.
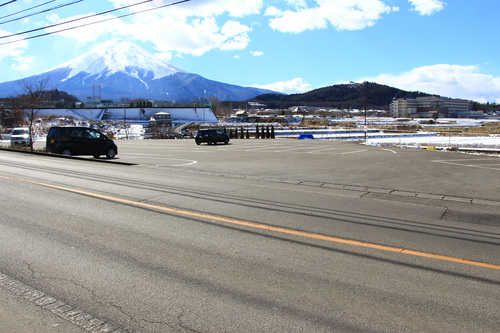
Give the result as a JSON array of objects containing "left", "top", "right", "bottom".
[{"left": 10, "top": 127, "right": 31, "bottom": 146}]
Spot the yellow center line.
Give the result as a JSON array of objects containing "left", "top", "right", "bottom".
[{"left": 2, "top": 174, "right": 500, "bottom": 271}]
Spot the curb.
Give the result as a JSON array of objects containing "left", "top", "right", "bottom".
[{"left": 0, "top": 147, "right": 137, "bottom": 166}]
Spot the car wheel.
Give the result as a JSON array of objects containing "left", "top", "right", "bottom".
[
  {"left": 208, "top": 139, "right": 213, "bottom": 145},
  {"left": 61, "top": 148, "right": 71, "bottom": 156},
  {"left": 196, "top": 141, "right": 201, "bottom": 145},
  {"left": 105, "top": 148, "right": 116, "bottom": 159},
  {"left": 224, "top": 139, "right": 229, "bottom": 144},
  {"left": 93, "top": 154, "right": 100, "bottom": 158}
]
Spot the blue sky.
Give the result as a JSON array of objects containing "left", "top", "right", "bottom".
[{"left": 1, "top": 0, "right": 500, "bottom": 103}]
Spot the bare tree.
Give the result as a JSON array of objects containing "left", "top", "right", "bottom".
[{"left": 17, "top": 77, "right": 50, "bottom": 152}]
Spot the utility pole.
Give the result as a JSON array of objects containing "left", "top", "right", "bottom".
[
  {"left": 92, "top": 84, "right": 102, "bottom": 105},
  {"left": 124, "top": 108, "right": 128, "bottom": 140},
  {"left": 364, "top": 81, "right": 367, "bottom": 141}
]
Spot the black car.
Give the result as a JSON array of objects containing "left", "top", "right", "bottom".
[
  {"left": 195, "top": 129, "right": 230, "bottom": 145},
  {"left": 46, "top": 126, "right": 118, "bottom": 158}
]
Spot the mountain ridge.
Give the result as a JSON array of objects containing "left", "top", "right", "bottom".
[
  {"left": 0, "top": 39, "right": 276, "bottom": 102},
  {"left": 249, "top": 82, "right": 435, "bottom": 110}
]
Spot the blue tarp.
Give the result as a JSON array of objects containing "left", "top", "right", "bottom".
[{"left": 298, "top": 134, "right": 315, "bottom": 140}]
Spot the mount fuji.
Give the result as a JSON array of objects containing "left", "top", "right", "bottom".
[{"left": 0, "top": 39, "right": 277, "bottom": 102}]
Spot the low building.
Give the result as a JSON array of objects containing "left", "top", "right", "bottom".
[
  {"left": 390, "top": 96, "right": 472, "bottom": 118},
  {"left": 146, "top": 112, "right": 173, "bottom": 138}
]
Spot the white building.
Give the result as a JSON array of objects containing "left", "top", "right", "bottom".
[{"left": 390, "top": 96, "right": 472, "bottom": 118}]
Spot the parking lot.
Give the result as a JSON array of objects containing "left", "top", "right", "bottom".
[
  {"left": 1, "top": 136, "right": 499, "bottom": 333},
  {"left": 108, "top": 138, "right": 500, "bottom": 203},
  {"left": 2, "top": 137, "right": 499, "bottom": 202}
]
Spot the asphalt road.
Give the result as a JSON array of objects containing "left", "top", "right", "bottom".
[{"left": 0, "top": 139, "right": 499, "bottom": 332}]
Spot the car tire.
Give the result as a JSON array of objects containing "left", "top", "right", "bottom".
[
  {"left": 224, "top": 139, "right": 229, "bottom": 144},
  {"left": 61, "top": 148, "right": 71, "bottom": 156},
  {"left": 105, "top": 148, "right": 116, "bottom": 159},
  {"left": 208, "top": 139, "right": 213, "bottom": 145},
  {"left": 93, "top": 154, "right": 100, "bottom": 158},
  {"left": 196, "top": 141, "right": 201, "bottom": 145}
]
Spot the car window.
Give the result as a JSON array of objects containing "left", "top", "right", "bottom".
[
  {"left": 12, "top": 129, "right": 29, "bottom": 135},
  {"left": 70, "top": 128, "right": 84, "bottom": 138},
  {"left": 48, "top": 128, "right": 59, "bottom": 138},
  {"left": 85, "top": 129, "right": 103, "bottom": 139}
]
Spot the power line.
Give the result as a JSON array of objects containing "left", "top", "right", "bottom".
[
  {"left": 0, "top": 0, "right": 18, "bottom": 8},
  {"left": 0, "top": 0, "right": 191, "bottom": 46},
  {"left": 0, "top": 0, "right": 56, "bottom": 21},
  {"left": 0, "top": 0, "right": 155, "bottom": 40},
  {"left": 0, "top": 0, "right": 84, "bottom": 25}
]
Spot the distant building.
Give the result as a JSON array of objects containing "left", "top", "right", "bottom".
[
  {"left": 390, "top": 96, "right": 472, "bottom": 118},
  {"left": 248, "top": 102, "right": 266, "bottom": 109},
  {"left": 146, "top": 112, "right": 172, "bottom": 138},
  {"left": 234, "top": 110, "right": 248, "bottom": 118}
]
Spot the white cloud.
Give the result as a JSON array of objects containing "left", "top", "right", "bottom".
[
  {"left": 220, "top": 21, "right": 252, "bottom": 51},
  {"left": 268, "top": 7, "right": 326, "bottom": 33},
  {"left": 0, "top": 39, "right": 26, "bottom": 59},
  {"left": 0, "top": 29, "right": 32, "bottom": 73},
  {"left": 44, "top": 13, "right": 128, "bottom": 43},
  {"left": 264, "top": 6, "right": 282, "bottom": 17},
  {"left": 112, "top": 0, "right": 263, "bottom": 18},
  {"left": 222, "top": 20, "right": 251, "bottom": 37},
  {"left": 154, "top": 52, "right": 173, "bottom": 62},
  {"left": 131, "top": 17, "right": 250, "bottom": 55},
  {"left": 45, "top": 1, "right": 258, "bottom": 57},
  {"left": 12, "top": 56, "right": 35, "bottom": 71},
  {"left": 320, "top": 0, "right": 394, "bottom": 30},
  {"left": 408, "top": 0, "right": 445, "bottom": 16},
  {"left": 285, "top": 0, "right": 308, "bottom": 9},
  {"left": 366, "top": 64, "right": 500, "bottom": 103},
  {"left": 144, "top": 17, "right": 221, "bottom": 56},
  {"left": 250, "top": 78, "right": 312, "bottom": 94},
  {"left": 250, "top": 51, "right": 264, "bottom": 56},
  {"left": 170, "top": 0, "right": 264, "bottom": 18},
  {"left": 220, "top": 33, "right": 251, "bottom": 51},
  {"left": 266, "top": 0, "right": 394, "bottom": 33},
  {"left": 44, "top": 10, "right": 253, "bottom": 56}
]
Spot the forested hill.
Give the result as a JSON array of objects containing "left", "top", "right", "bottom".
[{"left": 251, "top": 82, "right": 431, "bottom": 110}]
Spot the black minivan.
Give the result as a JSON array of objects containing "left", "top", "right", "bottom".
[
  {"left": 195, "top": 129, "right": 230, "bottom": 145},
  {"left": 46, "top": 126, "right": 118, "bottom": 158}
]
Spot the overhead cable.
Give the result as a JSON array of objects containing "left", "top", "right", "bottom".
[
  {"left": 0, "top": 0, "right": 18, "bottom": 8},
  {"left": 0, "top": 0, "right": 84, "bottom": 25},
  {"left": 0, "top": 0, "right": 191, "bottom": 46},
  {"left": 0, "top": 0, "right": 57, "bottom": 21},
  {"left": 0, "top": 0, "right": 155, "bottom": 40}
]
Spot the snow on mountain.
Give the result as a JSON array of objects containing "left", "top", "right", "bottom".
[
  {"left": 0, "top": 39, "right": 277, "bottom": 102},
  {"left": 51, "top": 39, "right": 185, "bottom": 81}
]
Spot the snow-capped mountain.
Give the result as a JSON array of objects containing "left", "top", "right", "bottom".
[
  {"left": 58, "top": 39, "right": 185, "bottom": 81},
  {"left": 0, "top": 39, "right": 277, "bottom": 102}
]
